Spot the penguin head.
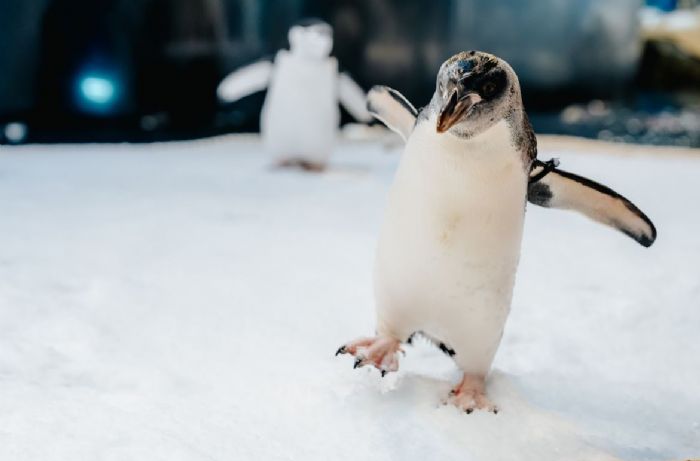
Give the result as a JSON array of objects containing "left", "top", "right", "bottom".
[
  {"left": 288, "top": 19, "right": 333, "bottom": 59},
  {"left": 434, "top": 51, "right": 520, "bottom": 138}
]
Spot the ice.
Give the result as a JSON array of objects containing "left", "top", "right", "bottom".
[{"left": 0, "top": 136, "right": 698, "bottom": 460}]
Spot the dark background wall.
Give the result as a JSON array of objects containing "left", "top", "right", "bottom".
[
  {"left": 0, "top": 0, "right": 51, "bottom": 117},
  {"left": 2, "top": 0, "right": 691, "bottom": 143}
]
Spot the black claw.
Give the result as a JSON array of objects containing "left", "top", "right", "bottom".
[
  {"left": 380, "top": 370, "right": 387, "bottom": 377},
  {"left": 353, "top": 358, "right": 363, "bottom": 369},
  {"left": 438, "top": 342, "right": 456, "bottom": 357},
  {"left": 465, "top": 408, "right": 473, "bottom": 414},
  {"left": 492, "top": 408, "right": 499, "bottom": 414},
  {"left": 335, "top": 346, "right": 346, "bottom": 356}
]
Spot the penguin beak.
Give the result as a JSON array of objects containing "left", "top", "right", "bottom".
[{"left": 436, "top": 90, "right": 481, "bottom": 133}]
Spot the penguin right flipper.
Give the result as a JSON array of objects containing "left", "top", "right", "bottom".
[
  {"left": 528, "top": 165, "right": 657, "bottom": 247},
  {"left": 367, "top": 86, "right": 417, "bottom": 141},
  {"left": 217, "top": 60, "right": 274, "bottom": 103}
]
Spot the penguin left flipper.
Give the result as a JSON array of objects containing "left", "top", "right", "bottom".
[
  {"left": 528, "top": 165, "right": 657, "bottom": 247},
  {"left": 367, "top": 85, "right": 417, "bottom": 141},
  {"left": 338, "top": 73, "right": 373, "bottom": 122}
]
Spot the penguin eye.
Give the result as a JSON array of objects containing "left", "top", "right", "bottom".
[{"left": 481, "top": 81, "right": 497, "bottom": 97}]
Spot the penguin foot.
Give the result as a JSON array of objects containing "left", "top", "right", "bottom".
[
  {"left": 445, "top": 373, "right": 498, "bottom": 414},
  {"left": 335, "top": 336, "right": 402, "bottom": 376}
]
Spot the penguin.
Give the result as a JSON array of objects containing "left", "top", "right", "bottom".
[
  {"left": 336, "top": 51, "right": 656, "bottom": 413},
  {"left": 217, "top": 19, "right": 372, "bottom": 172},
  {"left": 366, "top": 82, "right": 657, "bottom": 247}
]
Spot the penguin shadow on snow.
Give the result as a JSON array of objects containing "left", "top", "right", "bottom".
[
  {"left": 340, "top": 338, "right": 625, "bottom": 461},
  {"left": 267, "top": 160, "right": 372, "bottom": 178}
]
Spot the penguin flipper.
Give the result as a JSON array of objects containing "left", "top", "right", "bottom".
[
  {"left": 528, "top": 166, "right": 657, "bottom": 247},
  {"left": 367, "top": 86, "right": 417, "bottom": 141},
  {"left": 338, "top": 73, "right": 373, "bottom": 123},
  {"left": 217, "top": 60, "right": 273, "bottom": 103}
]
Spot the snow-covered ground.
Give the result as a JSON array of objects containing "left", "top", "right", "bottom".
[{"left": 0, "top": 136, "right": 698, "bottom": 461}]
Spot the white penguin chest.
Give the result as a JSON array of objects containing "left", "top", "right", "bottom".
[
  {"left": 261, "top": 51, "right": 339, "bottom": 160},
  {"left": 374, "top": 119, "right": 528, "bottom": 353}
]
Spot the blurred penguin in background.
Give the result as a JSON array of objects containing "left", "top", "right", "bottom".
[{"left": 217, "top": 19, "right": 372, "bottom": 172}]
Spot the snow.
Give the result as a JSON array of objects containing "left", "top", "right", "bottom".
[{"left": 0, "top": 136, "right": 698, "bottom": 461}]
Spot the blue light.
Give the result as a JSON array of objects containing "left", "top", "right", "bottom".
[
  {"left": 80, "top": 76, "right": 115, "bottom": 105},
  {"left": 74, "top": 71, "right": 121, "bottom": 115}
]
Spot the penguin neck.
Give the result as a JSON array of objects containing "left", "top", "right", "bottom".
[
  {"left": 288, "top": 47, "right": 329, "bottom": 61},
  {"left": 405, "top": 114, "right": 526, "bottom": 187},
  {"left": 418, "top": 115, "right": 516, "bottom": 160}
]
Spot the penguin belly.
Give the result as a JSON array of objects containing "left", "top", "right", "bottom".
[
  {"left": 374, "top": 119, "right": 528, "bottom": 375},
  {"left": 261, "top": 51, "right": 339, "bottom": 164}
]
